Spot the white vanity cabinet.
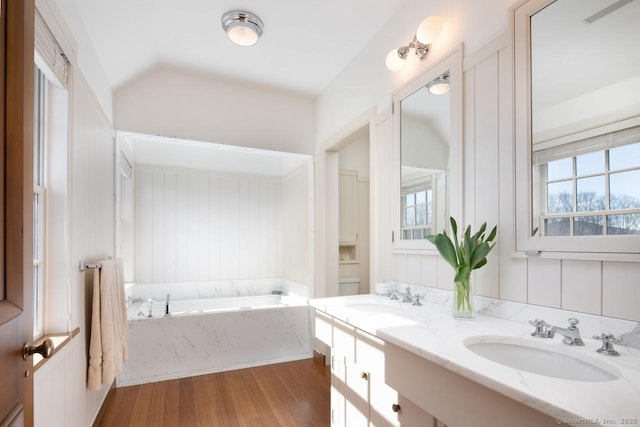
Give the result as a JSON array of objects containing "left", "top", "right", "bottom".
[
  {"left": 315, "top": 310, "right": 437, "bottom": 426},
  {"left": 384, "top": 341, "right": 558, "bottom": 427}
]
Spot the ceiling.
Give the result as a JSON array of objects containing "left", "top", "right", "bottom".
[
  {"left": 531, "top": 0, "right": 640, "bottom": 111},
  {"left": 71, "top": 0, "right": 410, "bottom": 95}
]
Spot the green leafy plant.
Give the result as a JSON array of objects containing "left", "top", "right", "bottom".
[{"left": 426, "top": 217, "right": 497, "bottom": 315}]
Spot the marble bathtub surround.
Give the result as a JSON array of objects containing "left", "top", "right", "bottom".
[
  {"left": 119, "top": 304, "right": 312, "bottom": 387},
  {"left": 125, "top": 278, "right": 309, "bottom": 303},
  {"left": 117, "top": 278, "right": 312, "bottom": 386},
  {"left": 310, "top": 290, "right": 640, "bottom": 424}
]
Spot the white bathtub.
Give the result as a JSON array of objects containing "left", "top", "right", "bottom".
[{"left": 118, "top": 280, "right": 311, "bottom": 386}]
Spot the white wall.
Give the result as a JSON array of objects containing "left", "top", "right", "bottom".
[
  {"left": 339, "top": 134, "right": 370, "bottom": 179},
  {"left": 135, "top": 166, "right": 282, "bottom": 282},
  {"left": 134, "top": 164, "right": 311, "bottom": 285},
  {"left": 401, "top": 115, "right": 448, "bottom": 170},
  {"left": 113, "top": 66, "right": 316, "bottom": 155},
  {"left": 38, "top": 70, "right": 114, "bottom": 427},
  {"left": 317, "top": 0, "right": 640, "bottom": 322},
  {"left": 39, "top": 0, "right": 113, "bottom": 121},
  {"left": 383, "top": 42, "right": 640, "bottom": 322},
  {"left": 32, "top": 1, "right": 117, "bottom": 425},
  {"left": 316, "top": 0, "right": 518, "bottom": 145},
  {"left": 71, "top": 70, "right": 115, "bottom": 426},
  {"left": 282, "top": 164, "right": 313, "bottom": 286}
]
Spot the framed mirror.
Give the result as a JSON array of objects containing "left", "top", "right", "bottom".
[
  {"left": 514, "top": 0, "right": 640, "bottom": 256},
  {"left": 392, "top": 49, "right": 463, "bottom": 251}
]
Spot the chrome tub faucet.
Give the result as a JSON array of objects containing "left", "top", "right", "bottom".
[{"left": 165, "top": 293, "right": 171, "bottom": 317}]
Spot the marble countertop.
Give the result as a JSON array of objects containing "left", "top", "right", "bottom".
[{"left": 309, "top": 292, "right": 640, "bottom": 426}]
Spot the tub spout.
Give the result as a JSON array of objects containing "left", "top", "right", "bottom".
[{"left": 165, "top": 293, "right": 171, "bottom": 317}]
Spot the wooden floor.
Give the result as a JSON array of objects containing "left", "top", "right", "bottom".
[{"left": 94, "top": 356, "right": 331, "bottom": 427}]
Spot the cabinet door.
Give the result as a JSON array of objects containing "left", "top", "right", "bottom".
[
  {"left": 344, "top": 361, "right": 370, "bottom": 427},
  {"left": 368, "top": 372, "right": 401, "bottom": 427},
  {"left": 339, "top": 171, "right": 358, "bottom": 243},
  {"left": 396, "top": 395, "right": 436, "bottom": 426},
  {"left": 355, "top": 331, "right": 400, "bottom": 427},
  {"left": 331, "top": 355, "right": 346, "bottom": 427}
]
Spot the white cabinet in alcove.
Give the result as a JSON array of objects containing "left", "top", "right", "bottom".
[{"left": 339, "top": 170, "right": 358, "bottom": 244}]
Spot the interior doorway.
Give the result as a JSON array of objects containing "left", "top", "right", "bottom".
[
  {"left": 337, "top": 127, "right": 370, "bottom": 296},
  {"left": 316, "top": 109, "right": 374, "bottom": 298}
]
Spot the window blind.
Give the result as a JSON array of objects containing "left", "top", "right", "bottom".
[
  {"left": 34, "top": 10, "right": 69, "bottom": 88},
  {"left": 532, "top": 124, "right": 640, "bottom": 165}
]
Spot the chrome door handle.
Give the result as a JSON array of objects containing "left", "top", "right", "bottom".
[{"left": 23, "top": 338, "right": 54, "bottom": 360}]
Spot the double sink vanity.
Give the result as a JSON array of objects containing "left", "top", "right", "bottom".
[{"left": 310, "top": 286, "right": 640, "bottom": 427}]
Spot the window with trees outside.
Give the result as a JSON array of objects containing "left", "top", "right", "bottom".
[
  {"left": 533, "top": 128, "right": 640, "bottom": 237},
  {"left": 401, "top": 177, "right": 435, "bottom": 240}
]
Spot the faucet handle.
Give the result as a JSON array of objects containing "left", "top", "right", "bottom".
[
  {"left": 567, "top": 318, "right": 580, "bottom": 328},
  {"left": 412, "top": 294, "right": 423, "bottom": 306},
  {"left": 529, "top": 319, "right": 554, "bottom": 338},
  {"left": 593, "top": 333, "right": 621, "bottom": 356}
]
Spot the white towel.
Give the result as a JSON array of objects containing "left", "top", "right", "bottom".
[{"left": 87, "top": 258, "right": 128, "bottom": 390}]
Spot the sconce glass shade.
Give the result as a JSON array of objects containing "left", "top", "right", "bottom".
[
  {"left": 386, "top": 49, "right": 405, "bottom": 72},
  {"left": 222, "top": 10, "right": 264, "bottom": 47},
  {"left": 416, "top": 16, "right": 443, "bottom": 45}
]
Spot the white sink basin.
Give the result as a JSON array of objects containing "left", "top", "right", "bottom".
[{"left": 464, "top": 336, "right": 621, "bottom": 382}]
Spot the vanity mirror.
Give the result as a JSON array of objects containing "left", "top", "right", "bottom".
[
  {"left": 514, "top": 0, "right": 640, "bottom": 256},
  {"left": 392, "top": 49, "right": 462, "bottom": 251}
]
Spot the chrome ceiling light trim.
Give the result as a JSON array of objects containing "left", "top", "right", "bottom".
[
  {"left": 221, "top": 10, "right": 264, "bottom": 47},
  {"left": 426, "top": 71, "right": 450, "bottom": 95}
]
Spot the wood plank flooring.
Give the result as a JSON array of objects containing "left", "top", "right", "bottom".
[{"left": 94, "top": 356, "right": 331, "bottom": 427}]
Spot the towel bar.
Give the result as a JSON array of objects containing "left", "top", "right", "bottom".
[{"left": 79, "top": 260, "right": 102, "bottom": 271}]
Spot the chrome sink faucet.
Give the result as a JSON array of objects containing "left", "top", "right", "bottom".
[
  {"left": 552, "top": 318, "right": 585, "bottom": 346},
  {"left": 385, "top": 287, "right": 414, "bottom": 303},
  {"left": 400, "top": 287, "right": 413, "bottom": 303}
]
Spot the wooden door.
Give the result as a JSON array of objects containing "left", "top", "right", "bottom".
[{"left": 0, "top": 0, "right": 35, "bottom": 426}]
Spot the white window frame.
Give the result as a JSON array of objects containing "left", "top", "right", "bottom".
[
  {"left": 33, "top": 67, "right": 47, "bottom": 339},
  {"left": 513, "top": 0, "right": 640, "bottom": 261},
  {"left": 534, "top": 142, "right": 640, "bottom": 237},
  {"left": 401, "top": 174, "right": 437, "bottom": 240}
]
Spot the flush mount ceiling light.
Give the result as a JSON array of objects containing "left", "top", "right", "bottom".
[
  {"left": 385, "top": 16, "right": 443, "bottom": 72},
  {"left": 426, "top": 71, "right": 450, "bottom": 95},
  {"left": 221, "top": 10, "right": 264, "bottom": 47}
]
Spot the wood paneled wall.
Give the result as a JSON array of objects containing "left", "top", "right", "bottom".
[
  {"left": 134, "top": 165, "right": 310, "bottom": 284},
  {"left": 383, "top": 41, "right": 640, "bottom": 322},
  {"left": 282, "top": 165, "right": 311, "bottom": 285}
]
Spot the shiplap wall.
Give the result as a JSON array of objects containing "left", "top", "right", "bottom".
[
  {"left": 383, "top": 42, "right": 640, "bottom": 322},
  {"left": 36, "top": 71, "right": 115, "bottom": 427},
  {"left": 134, "top": 165, "right": 310, "bottom": 284},
  {"left": 282, "top": 165, "right": 311, "bottom": 285}
]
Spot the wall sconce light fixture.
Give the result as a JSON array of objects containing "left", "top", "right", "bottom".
[
  {"left": 385, "top": 16, "right": 443, "bottom": 72},
  {"left": 222, "top": 10, "right": 264, "bottom": 47}
]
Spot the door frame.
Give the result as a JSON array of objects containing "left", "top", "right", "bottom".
[
  {"left": 0, "top": 0, "right": 35, "bottom": 425},
  {"left": 315, "top": 108, "right": 375, "bottom": 298}
]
